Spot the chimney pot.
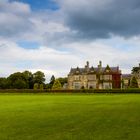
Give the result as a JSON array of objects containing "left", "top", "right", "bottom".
[
  {"left": 86, "top": 61, "right": 89, "bottom": 68},
  {"left": 99, "top": 61, "right": 102, "bottom": 67}
]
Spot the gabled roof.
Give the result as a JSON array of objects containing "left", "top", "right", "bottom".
[{"left": 69, "top": 66, "right": 120, "bottom": 75}]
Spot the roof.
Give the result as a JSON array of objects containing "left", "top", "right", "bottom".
[{"left": 69, "top": 66, "right": 121, "bottom": 75}]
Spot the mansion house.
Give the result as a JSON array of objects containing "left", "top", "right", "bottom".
[{"left": 68, "top": 61, "right": 121, "bottom": 89}]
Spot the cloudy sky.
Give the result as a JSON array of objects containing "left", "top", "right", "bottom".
[{"left": 0, "top": 0, "right": 140, "bottom": 81}]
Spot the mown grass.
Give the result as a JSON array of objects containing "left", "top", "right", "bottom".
[{"left": 0, "top": 94, "right": 140, "bottom": 140}]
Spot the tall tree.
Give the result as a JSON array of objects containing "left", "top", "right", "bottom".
[
  {"left": 33, "top": 71, "right": 45, "bottom": 84},
  {"left": 7, "top": 72, "right": 28, "bottom": 89},
  {"left": 50, "top": 75, "right": 55, "bottom": 84},
  {"left": 22, "top": 71, "right": 33, "bottom": 89},
  {"left": 46, "top": 75, "right": 55, "bottom": 89}
]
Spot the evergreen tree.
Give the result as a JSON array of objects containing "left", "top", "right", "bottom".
[
  {"left": 130, "top": 77, "right": 138, "bottom": 88},
  {"left": 52, "top": 79, "right": 62, "bottom": 90},
  {"left": 47, "top": 75, "right": 55, "bottom": 89}
]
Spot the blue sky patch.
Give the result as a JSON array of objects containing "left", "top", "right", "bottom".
[
  {"left": 18, "top": 41, "right": 40, "bottom": 49},
  {"left": 15, "top": 61, "right": 33, "bottom": 69},
  {"left": 12, "top": 0, "right": 59, "bottom": 10}
]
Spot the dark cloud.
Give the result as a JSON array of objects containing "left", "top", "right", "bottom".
[
  {"left": 58, "top": 0, "right": 140, "bottom": 39},
  {"left": 0, "top": 1, "right": 34, "bottom": 38},
  {"left": 1, "top": 0, "right": 140, "bottom": 44}
]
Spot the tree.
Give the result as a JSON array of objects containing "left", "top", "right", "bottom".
[
  {"left": 0, "top": 78, "right": 8, "bottom": 89},
  {"left": 132, "top": 67, "right": 140, "bottom": 73},
  {"left": 46, "top": 83, "right": 50, "bottom": 89},
  {"left": 33, "top": 71, "right": 45, "bottom": 84},
  {"left": 33, "top": 83, "right": 39, "bottom": 90},
  {"left": 39, "top": 84, "right": 44, "bottom": 90},
  {"left": 0, "top": 70, "right": 46, "bottom": 89},
  {"left": 130, "top": 77, "right": 139, "bottom": 88},
  {"left": 46, "top": 75, "right": 55, "bottom": 89},
  {"left": 12, "top": 79, "right": 27, "bottom": 89},
  {"left": 22, "top": 71, "right": 33, "bottom": 89},
  {"left": 57, "top": 77, "right": 67, "bottom": 86},
  {"left": 7, "top": 72, "right": 28, "bottom": 89},
  {"left": 50, "top": 75, "right": 55, "bottom": 88},
  {"left": 52, "top": 79, "right": 62, "bottom": 90}
]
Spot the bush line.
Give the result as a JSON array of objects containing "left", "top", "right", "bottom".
[{"left": 0, "top": 89, "right": 140, "bottom": 93}]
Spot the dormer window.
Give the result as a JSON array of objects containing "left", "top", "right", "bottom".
[
  {"left": 76, "top": 70, "right": 79, "bottom": 74},
  {"left": 74, "top": 76, "right": 80, "bottom": 80},
  {"left": 105, "top": 65, "right": 111, "bottom": 73},
  {"left": 106, "top": 69, "right": 110, "bottom": 73},
  {"left": 76, "top": 67, "right": 80, "bottom": 74},
  {"left": 90, "top": 66, "right": 94, "bottom": 73}
]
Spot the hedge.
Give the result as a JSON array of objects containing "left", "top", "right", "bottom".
[{"left": 0, "top": 89, "right": 140, "bottom": 93}]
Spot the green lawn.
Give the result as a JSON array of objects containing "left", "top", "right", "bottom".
[{"left": 0, "top": 94, "right": 140, "bottom": 140}]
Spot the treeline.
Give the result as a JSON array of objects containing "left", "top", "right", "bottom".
[{"left": 0, "top": 71, "right": 67, "bottom": 89}]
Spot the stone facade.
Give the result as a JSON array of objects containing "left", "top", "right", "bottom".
[
  {"left": 132, "top": 64, "right": 140, "bottom": 88},
  {"left": 68, "top": 61, "right": 121, "bottom": 89}
]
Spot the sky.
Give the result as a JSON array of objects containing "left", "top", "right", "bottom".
[{"left": 0, "top": 0, "right": 140, "bottom": 81}]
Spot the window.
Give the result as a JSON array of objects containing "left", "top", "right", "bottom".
[
  {"left": 76, "top": 70, "right": 79, "bottom": 74},
  {"left": 104, "top": 75, "right": 112, "bottom": 80},
  {"left": 106, "top": 69, "right": 110, "bottom": 72},
  {"left": 100, "top": 75, "right": 103, "bottom": 80},
  {"left": 88, "top": 75, "right": 96, "bottom": 80},
  {"left": 88, "top": 82, "right": 96, "bottom": 89},
  {"left": 103, "top": 83, "right": 112, "bottom": 89},
  {"left": 74, "top": 76, "right": 80, "bottom": 80},
  {"left": 73, "top": 82, "right": 81, "bottom": 89}
]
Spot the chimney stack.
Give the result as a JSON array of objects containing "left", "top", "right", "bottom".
[
  {"left": 117, "top": 66, "right": 119, "bottom": 72},
  {"left": 99, "top": 61, "right": 102, "bottom": 67},
  {"left": 98, "top": 61, "right": 102, "bottom": 72},
  {"left": 86, "top": 61, "right": 89, "bottom": 68},
  {"left": 85, "top": 61, "right": 89, "bottom": 71}
]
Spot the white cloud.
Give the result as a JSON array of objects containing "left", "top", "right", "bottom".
[
  {"left": 0, "top": 39, "right": 80, "bottom": 81},
  {"left": 0, "top": 37, "right": 140, "bottom": 82}
]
